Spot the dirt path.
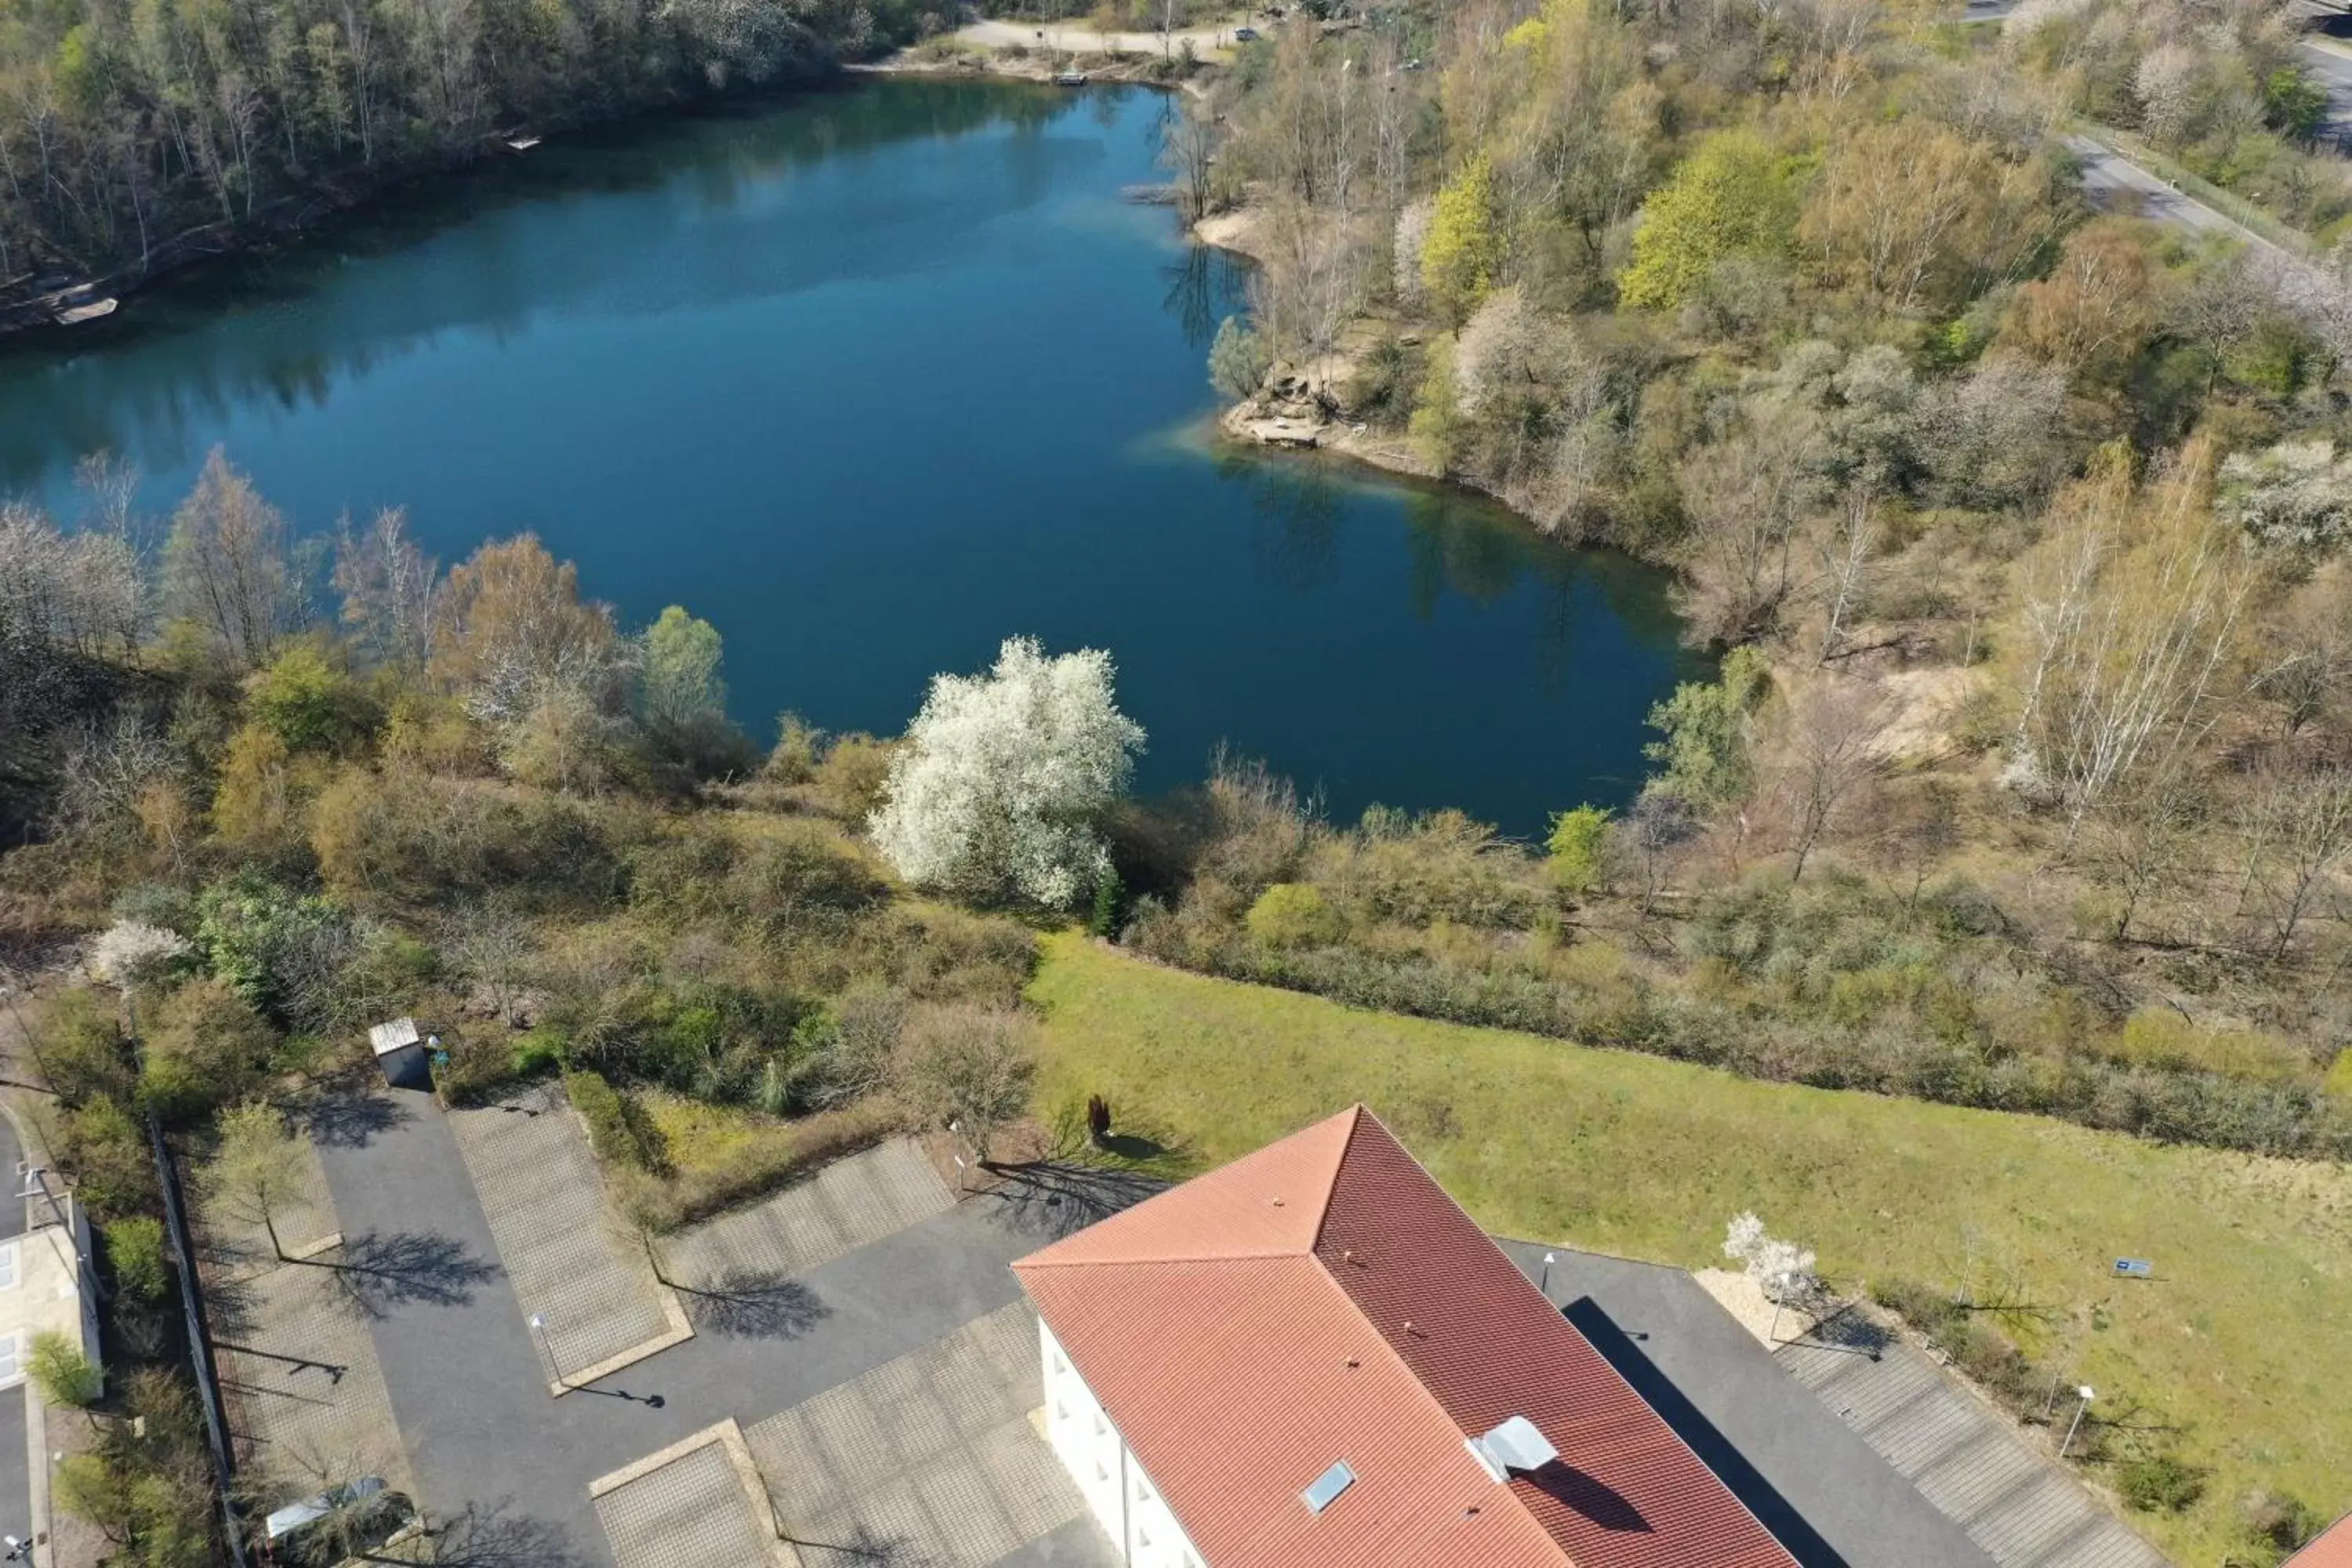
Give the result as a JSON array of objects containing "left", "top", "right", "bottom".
[{"left": 954, "top": 15, "right": 1248, "bottom": 56}]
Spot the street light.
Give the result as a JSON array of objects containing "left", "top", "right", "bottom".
[
  {"left": 529, "top": 1314, "right": 563, "bottom": 1390},
  {"left": 2060, "top": 1386, "right": 2095, "bottom": 1457},
  {"left": 5, "top": 1532, "right": 33, "bottom": 1562},
  {"left": 1539, "top": 1251, "right": 1556, "bottom": 1301}
]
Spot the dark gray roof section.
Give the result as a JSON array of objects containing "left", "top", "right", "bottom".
[{"left": 1495, "top": 1240, "right": 1998, "bottom": 1568}]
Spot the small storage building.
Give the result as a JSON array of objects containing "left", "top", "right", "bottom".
[{"left": 368, "top": 1018, "right": 430, "bottom": 1090}]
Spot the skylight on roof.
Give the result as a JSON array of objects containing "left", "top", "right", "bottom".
[{"left": 1301, "top": 1460, "right": 1356, "bottom": 1515}]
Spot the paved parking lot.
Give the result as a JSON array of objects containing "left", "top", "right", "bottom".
[
  {"left": 743, "top": 1302, "right": 1099, "bottom": 1568},
  {"left": 297, "top": 1083, "right": 1113, "bottom": 1568},
  {"left": 593, "top": 1430, "right": 782, "bottom": 1568}
]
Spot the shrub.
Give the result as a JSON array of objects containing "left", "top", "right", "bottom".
[
  {"left": 191, "top": 872, "right": 346, "bottom": 1021},
  {"left": 2243, "top": 1489, "right": 2321, "bottom": 1554},
  {"left": 1247, "top": 884, "right": 1342, "bottom": 948},
  {"left": 564, "top": 1069, "right": 666, "bottom": 1174},
  {"left": 2325, "top": 1047, "right": 2352, "bottom": 1102},
  {"left": 895, "top": 1003, "right": 1036, "bottom": 1162},
  {"left": 1546, "top": 804, "right": 1613, "bottom": 895},
  {"left": 248, "top": 644, "right": 376, "bottom": 753},
  {"left": 810, "top": 734, "right": 896, "bottom": 822},
  {"left": 2117, "top": 1454, "right": 2207, "bottom": 1513},
  {"left": 57, "top": 1095, "right": 158, "bottom": 1221},
  {"left": 38, "top": 988, "right": 137, "bottom": 1108},
  {"left": 104, "top": 1217, "right": 172, "bottom": 1303},
  {"left": 141, "top": 979, "right": 276, "bottom": 1120},
  {"left": 28, "top": 1330, "right": 103, "bottom": 1406}
]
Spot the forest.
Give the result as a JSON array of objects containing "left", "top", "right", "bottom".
[
  {"left": 1138, "top": 0, "right": 2352, "bottom": 1160},
  {"left": 0, "top": 0, "right": 935, "bottom": 285}
]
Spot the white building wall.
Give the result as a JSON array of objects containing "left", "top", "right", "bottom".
[{"left": 1038, "top": 1316, "right": 1204, "bottom": 1568}]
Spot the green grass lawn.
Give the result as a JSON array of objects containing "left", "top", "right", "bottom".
[{"left": 1027, "top": 932, "right": 2352, "bottom": 1564}]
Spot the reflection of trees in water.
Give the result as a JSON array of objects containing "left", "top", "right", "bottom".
[
  {"left": 1220, "top": 449, "right": 1343, "bottom": 593},
  {"left": 1161, "top": 242, "right": 1249, "bottom": 350},
  {"left": 0, "top": 80, "right": 1108, "bottom": 493}
]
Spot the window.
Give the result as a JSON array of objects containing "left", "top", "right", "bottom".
[
  {"left": 0, "top": 1241, "right": 19, "bottom": 1291},
  {"left": 1051, "top": 1352, "right": 1065, "bottom": 1374},
  {"left": 1054, "top": 1401, "right": 1067, "bottom": 1421},
  {"left": 1094, "top": 1460, "right": 1109, "bottom": 1483},
  {"left": 1136, "top": 1526, "right": 1151, "bottom": 1548},
  {"left": 0, "top": 1334, "right": 20, "bottom": 1383},
  {"left": 1093, "top": 1413, "right": 1106, "bottom": 1436},
  {"left": 1135, "top": 1477, "right": 1153, "bottom": 1503}
]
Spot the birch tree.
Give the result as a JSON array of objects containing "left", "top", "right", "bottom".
[{"left": 2006, "top": 441, "right": 2256, "bottom": 838}]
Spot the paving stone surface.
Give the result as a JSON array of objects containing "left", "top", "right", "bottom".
[
  {"left": 743, "top": 1303, "right": 1102, "bottom": 1568},
  {"left": 1780, "top": 1327, "right": 2169, "bottom": 1568},
  {"left": 594, "top": 1439, "right": 772, "bottom": 1568},
  {"left": 446, "top": 1079, "right": 674, "bottom": 1377},
  {"left": 193, "top": 1133, "right": 412, "bottom": 1508},
  {"left": 659, "top": 1139, "right": 954, "bottom": 1295}
]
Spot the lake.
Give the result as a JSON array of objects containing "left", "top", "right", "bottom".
[{"left": 0, "top": 77, "right": 1704, "bottom": 837}]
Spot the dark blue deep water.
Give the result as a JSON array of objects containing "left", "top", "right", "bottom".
[{"left": 0, "top": 78, "right": 1704, "bottom": 835}]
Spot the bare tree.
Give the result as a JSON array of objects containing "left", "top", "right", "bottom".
[
  {"left": 1816, "top": 482, "right": 1878, "bottom": 662},
  {"left": 161, "top": 448, "right": 294, "bottom": 670},
  {"left": 333, "top": 506, "right": 439, "bottom": 669},
  {"left": 2238, "top": 760, "right": 2352, "bottom": 961},
  {"left": 1766, "top": 680, "right": 1889, "bottom": 880}
]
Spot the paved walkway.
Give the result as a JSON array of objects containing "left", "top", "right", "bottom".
[
  {"left": 657, "top": 1139, "right": 953, "bottom": 1294},
  {"left": 1778, "top": 1320, "right": 2169, "bottom": 1568},
  {"left": 742, "top": 1302, "right": 1094, "bottom": 1568},
  {"left": 448, "top": 1081, "right": 683, "bottom": 1381}
]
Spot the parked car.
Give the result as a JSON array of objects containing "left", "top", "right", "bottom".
[
  {"left": 263, "top": 1477, "right": 416, "bottom": 1565},
  {"left": 1233, "top": 25, "right": 1259, "bottom": 40}
]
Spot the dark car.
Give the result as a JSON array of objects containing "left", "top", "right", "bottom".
[{"left": 1234, "top": 25, "right": 1259, "bottom": 40}]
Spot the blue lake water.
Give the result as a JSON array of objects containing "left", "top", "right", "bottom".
[{"left": 0, "top": 78, "right": 1704, "bottom": 836}]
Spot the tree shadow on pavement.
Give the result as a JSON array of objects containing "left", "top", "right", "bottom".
[
  {"left": 978, "top": 1161, "right": 1167, "bottom": 1242},
  {"left": 378, "top": 1497, "right": 589, "bottom": 1567},
  {"left": 672, "top": 1270, "right": 829, "bottom": 1340},
  {"left": 782, "top": 1521, "right": 929, "bottom": 1566},
  {"left": 324, "top": 1229, "right": 502, "bottom": 1320},
  {"left": 295, "top": 1083, "right": 411, "bottom": 1150}
]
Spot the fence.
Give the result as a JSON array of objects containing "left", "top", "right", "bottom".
[{"left": 148, "top": 1112, "right": 253, "bottom": 1568}]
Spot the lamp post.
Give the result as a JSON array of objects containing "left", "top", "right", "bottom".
[
  {"left": 530, "top": 1314, "right": 563, "bottom": 1390},
  {"left": 2060, "top": 1386, "right": 2095, "bottom": 1458},
  {"left": 1539, "top": 1252, "right": 1556, "bottom": 1301},
  {"left": 3, "top": 1531, "right": 31, "bottom": 1561}
]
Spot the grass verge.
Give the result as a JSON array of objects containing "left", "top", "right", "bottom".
[{"left": 1027, "top": 931, "right": 2352, "bottom": 1565}]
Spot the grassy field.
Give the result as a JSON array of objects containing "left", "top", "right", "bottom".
[{"left": 1026, "top": 932, "right": 2352, "bottom": 1565}]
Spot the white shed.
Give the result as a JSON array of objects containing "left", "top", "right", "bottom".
[{"left": 368, "top": 1018, "right": 430, "bottom": 1089}]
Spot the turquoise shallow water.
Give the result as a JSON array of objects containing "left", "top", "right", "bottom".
[{"left": 0, "top": 78, "right": 1704, "bottom": 835}]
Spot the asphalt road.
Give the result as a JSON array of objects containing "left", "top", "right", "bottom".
[{"left": 0, "top": 1107, "right": 30, "bottom": 1566}]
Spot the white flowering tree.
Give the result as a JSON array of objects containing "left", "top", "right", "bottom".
[
  {"left": 1724, "top": 1210, "right": 1822, "bottom": 1342},
  {"left": 869, "top": 637, "right": 1145, "bottom": 908}
]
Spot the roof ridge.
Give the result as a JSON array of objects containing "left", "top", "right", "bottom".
[
  {"left": 1014, "top": 1248, "right": 1313, "bottom": 1271},
  {"left": 1301, "top": 1102, "right": 1365, "bottom": 1254}
]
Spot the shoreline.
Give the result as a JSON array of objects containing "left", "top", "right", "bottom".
[{"left": 0, "top": 66, "right": 887, "bottom": 343}]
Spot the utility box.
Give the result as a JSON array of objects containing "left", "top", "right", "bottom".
[{"left": 368, "top": 1018, "right": 430, "bottom": 1090}]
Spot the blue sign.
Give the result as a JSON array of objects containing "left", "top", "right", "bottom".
[{"left": 2113, "top": 1258, "right": 2153, "bottom": 1278}]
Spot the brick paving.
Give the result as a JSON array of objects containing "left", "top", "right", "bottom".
[
  {"left": 593, "top": 1439, "right": 774, "bottom": 1568},
  {"left": 1778, "top": 1325, "right": 2169, "bottom": 1568},
  {"left": 446, "top": 1079, "right": 677, "bottom": 1377},
  {"left": 742, "top": 1303, "right": 1098, "bottom": 1568},
  {"left": 192, "top": 1131, "right": 412, "bottom": 1509},
  {"left": 657, "top": 1140, "right": 954, "bottom": 1294}
]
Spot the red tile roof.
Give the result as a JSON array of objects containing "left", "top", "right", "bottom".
[
  {"left": 2291, "top": 1515, "right": 2352, "bottom": 1568},
  {"left": 1013, "top": 1105, "right": 1798, "bottom": 1568}
]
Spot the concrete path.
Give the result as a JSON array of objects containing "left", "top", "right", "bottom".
[
  {"left": 1777, "top": 1319, "right": 2169, "bottom": 1568},
  {"left": 310, "top": 1091, "right": 1078, "bottom": 1568}
]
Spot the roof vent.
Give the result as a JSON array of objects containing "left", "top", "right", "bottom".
[
  {"left": 1465, "top": 1417, "right": 1559, "bottom": 1483},
  {"left": 1301, "top": 1460, "right": 1356, "bottom": 1515}
]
